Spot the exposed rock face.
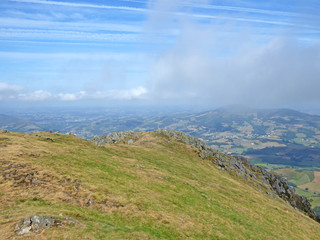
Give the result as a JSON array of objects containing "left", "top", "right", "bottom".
[
  {"left": 91, "top": 131, "right": 137, "bottom": 146},
  {"left": 14, "top": 215, "right": 78, "bottom": 236},
  {"left": 154, "top": 129, "right": 221, "bottom": 159}
]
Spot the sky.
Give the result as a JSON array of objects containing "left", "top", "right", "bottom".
[{"left": 0, "top": 0, "right": 320, "bottom": 111}]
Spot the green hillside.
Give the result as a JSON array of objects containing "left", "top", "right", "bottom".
[{"left": 0, "top": 130, "right": 320, "bottom": 239}]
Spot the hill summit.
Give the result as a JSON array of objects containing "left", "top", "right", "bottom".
[{"left": 0, "top": 129, "right": 319, "bottom": 239}]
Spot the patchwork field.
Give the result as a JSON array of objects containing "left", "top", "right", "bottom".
[
  {"left": 274, "top": 168, "right": 320, "bottom": 214},
  {"left": 300, "top": 172, "right": 320, "bottom": 193}
]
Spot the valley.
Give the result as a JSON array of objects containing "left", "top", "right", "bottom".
[{"left": 1, "top": 106, "right": 320, "bottom": 216}]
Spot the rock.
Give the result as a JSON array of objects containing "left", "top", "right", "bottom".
[
  {"left": 154, "top": 129, "right": 221, "bottom": 159},
  {"left": 36, "top": 134, "right": 54, "bottom": 142},
  {"left": 14, "top": 215, "right": 55, "bottom": 235},
  {"left": 14, "top": 215, "right": 79, "bottom": 236},
  {"left": 0, "top": 129, "right": 9, "bottom": 133},
  {"left": 154, "top": 129, "right": 320, "bottom": 223},
  {"left": 135, "top": 164, "right": 145, "bottom": 169},
  {"left": 127, "top": 138, "right": 134, "bottom": 144},
  {"left": 87, "top": 198, "right": 94, "bottom": 206},
  {"left": 65, "top": 218, "right": 79, "bottom": 225},
  {"left": 91, "top": 131, "right": 136, "bottom": 146}
]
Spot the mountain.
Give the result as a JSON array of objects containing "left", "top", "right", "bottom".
[
  {"left": 0, "top": 114, "right": 42, "bottom": 133},
  {"left": 0, "top": 129, "right": 319, "bottom": 239},
  {"left": 2, "top": 107, "right": 320, "bottom": 167},
  {"left": 134, "top": 107, "right": 320, "bottom": 167}
]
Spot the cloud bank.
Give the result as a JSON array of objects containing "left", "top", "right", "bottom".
[
  {"left": 0, "top": 83, "right": 147, "bottom": 102},
  {"left": 145, "top": 0, "right": 320, "bottom": 108},
  {"left": 0, "top": 82, "right": 23, "bottom": 101}
]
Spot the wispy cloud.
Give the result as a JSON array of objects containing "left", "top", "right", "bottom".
[
  {"left": 1, "top": 28, "right": 138, "bottom": 42},
  {"left": 0, "top": 51, "right": 137, "bottom": 61},
  {"left": 9, "top": 0, "right": 307, "bottom": 30},
  {"left": 15, "top": 0, "right": 298, "bottom": 18},
  {"left": 186, "top": 3, "right": 298, "bottom": 17},
  {"left": 0, "top": 17, "right": 142, "bottom": 33},
  {"left": 2, "top": 0, "right": 320, "bottom": 110},
  {"left": 11, "top": 0, "right": 146, "bottom": 12}
]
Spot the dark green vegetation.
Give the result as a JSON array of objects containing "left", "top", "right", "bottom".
[
  {"left": 246, "top": 147, "right": 320, "bottom": 167},
  {"left": 1, "top": 130, "right": 320, "bottom": 239}
]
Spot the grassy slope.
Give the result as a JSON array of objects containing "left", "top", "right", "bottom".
[{"left": 0, "top": 131, "right": 320, "bottom": 239}]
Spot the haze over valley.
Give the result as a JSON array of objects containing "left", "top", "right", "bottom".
[{"left": 1, "top": 0, "right": 320, "bottom": 238}]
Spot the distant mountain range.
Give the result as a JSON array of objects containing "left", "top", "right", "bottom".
[
  {"left": 1, "top": 106, "right": 320, "bottom": 167},
  {"left": 0, "top": 114, "right": 42, "bottom": 133},
  {"left": 133, "top": 106, "right": 320, "bottom": 167}
]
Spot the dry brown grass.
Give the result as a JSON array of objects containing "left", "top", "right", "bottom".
[
  {"left": 0, "top": 131, "right": 320, "bottom": 239},
  {"left": 300, "top": 171, "right": 320, "bottom": 192}
]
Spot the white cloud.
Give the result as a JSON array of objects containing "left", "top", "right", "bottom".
[
  {"left": 93, "top": 86, "right": 148, "bottom": 100},
  {"left": 18, "top": 90, "right": 52, "bottom": 101},
  {"left": 0, "top": 86, "right": 147, "bottom": 102},
  {"left": 144, "top": 8, "right": 320, "bottom": 107},
  {"left": 141, "top": 0, "right": 320, "bottom": 108},
  {"left": 58, "top": 91, "right": 86, "bottom": 101},
  {"left": 0, "top": 82, "right": 23, "bottom": 101}
]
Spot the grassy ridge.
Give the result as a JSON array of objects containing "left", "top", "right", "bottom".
[{"left": 0, "top": 131, "right": 320, "bottom": 239}]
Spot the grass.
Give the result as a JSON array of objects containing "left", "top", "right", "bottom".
[
  {"left": 299, "top": 171, "right": 320, "bottom": 193},
  {"left": 0, "top": 131, "right": 320, "bottom": 239},
  {"left": 275, "top": 168, "right": 315, "bottom": 186}
]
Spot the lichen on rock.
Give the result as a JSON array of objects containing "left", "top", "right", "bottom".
[
  {"left": 14, "top": 215, "right": 55, "bottom": 235},
  {"left": 14, "top": 215, "right": 79, "bottom": 236}
]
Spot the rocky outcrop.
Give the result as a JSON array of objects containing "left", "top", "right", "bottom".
[
  {"left": 153, "top": 129, "right": 320, "bottom": 223},
  {"left": 14, "top": 215, "right": 78, "bottom": 236},
  {"left": 91, "top": 131, "right": 137, "bottom": 146},
  {"left": 14, "top": 215, "right": 55, "bottom": 235},
  {"left": 91, "top": 129, "right": 319, "bottom": 222}
]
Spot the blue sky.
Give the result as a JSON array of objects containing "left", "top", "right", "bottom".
[{"left": 0, "top": 0, "right": 320, "bottom": 110}]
